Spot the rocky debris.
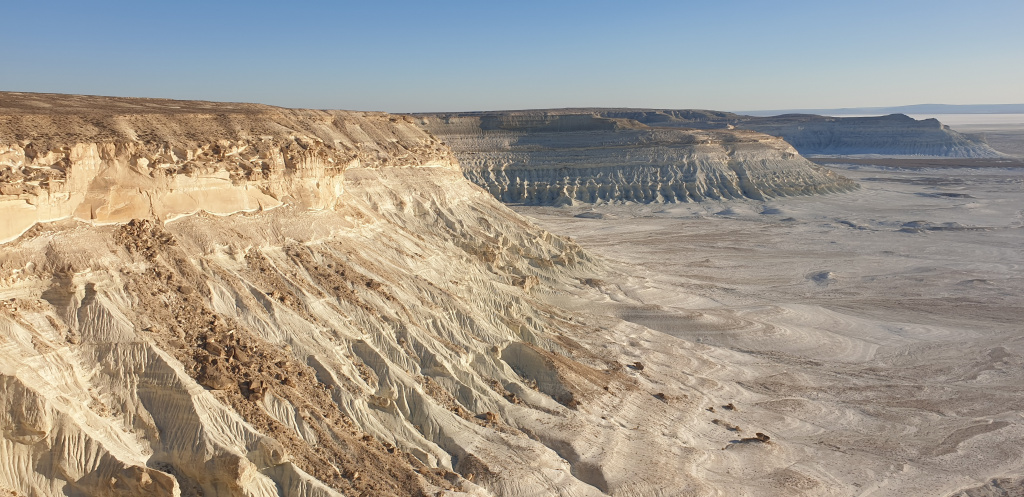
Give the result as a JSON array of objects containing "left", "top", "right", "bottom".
[
  {"left": 110, "top": 465, "right": 178, "bottom": 496},
  {"left": 112, "top": 222, "right": 450, "bottom": 497},
  {"left": 478, "top": 412, "right": 500, "bottom": 424},
  {"left": 509, "top": 275, "right": 539, "bottom": 292},
  {"left": 245, "top": 379, "right": 270, "bottom": 401},
  {"left": 197, "top": 364, "right": 234, "bottom": 391},
  {"left": 115, "top": 219, "right": 176, "bottom": 260},
  {"left": 712, "top": 419, "right": 742, "bottom": 432},
  {"left": 738, "top": 433, "right": 772, "bottom": 444},
  {"left": 487, "top": 380, "right": 523, "bottom": 405},
  {"left": 417, "top": 376, "right": 469, "bottom": 417},
  {"left": 501, "top": 341, "right": 623, "bottom": 411}
]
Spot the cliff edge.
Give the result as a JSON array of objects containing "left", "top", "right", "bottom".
[{"left": 0, "top": 92, "right": 455, "bottom": 243}]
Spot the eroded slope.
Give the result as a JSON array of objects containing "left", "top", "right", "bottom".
[{"left": 0, "top": 94, "right": 753, "bottom": 497}]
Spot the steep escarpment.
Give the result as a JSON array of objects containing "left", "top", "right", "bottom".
[
  {"left": 573, "top": 109, "right": 1003, "bottom": 157},
  {"left": 0, "top": 94, "right": 737, "bottom": 497},
  {"left": 0, "top": 92, "right": 453, "bottom": 243},
  {"left": 417, "top": 111, "right": 856, "bottom": 205}
]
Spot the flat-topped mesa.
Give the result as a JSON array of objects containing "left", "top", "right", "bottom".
[
  {"left": 0, "top": 92, "right": 455, "bottom": 243},
  {"left": 734, "top": 113, "right": 1004, "bottom": 157},
  {"left": 575, "top": 109, "right": 1004, "bottom": 157},
  {"left": 417, "top": 110, "right": 857, "bottom": 205}
]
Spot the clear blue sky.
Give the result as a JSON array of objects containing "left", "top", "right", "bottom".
[{"left": 2, "top": 0, "right": 1022, "bottom": 112}]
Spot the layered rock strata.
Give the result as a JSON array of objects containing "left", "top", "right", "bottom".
[{"left": 417, "top": 111, "right": 857, "bottom": 205}]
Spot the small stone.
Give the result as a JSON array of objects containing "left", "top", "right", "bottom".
[
  {"left": 205, "top": 342, "right": 225, "bottom": 356},
  {"left": 229, "top": 346, "right": 250, "bottom": 364},
  {"left": 199, "top": 372, "right": 234, "bottom": 390}
]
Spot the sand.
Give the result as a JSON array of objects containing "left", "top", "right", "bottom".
[{"left": 515, "top": 158, "right": 1024, "bottom": 496}]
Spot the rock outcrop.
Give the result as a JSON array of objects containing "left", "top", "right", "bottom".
[
  {"left": 0, "top": 92, "right": 454, "bottom": 244},
  {"left": 0, "top": 93, "right": 727, "bottom": 497},
  {"left": 417, "top": 111, "right": 856, "bottom": 205}
]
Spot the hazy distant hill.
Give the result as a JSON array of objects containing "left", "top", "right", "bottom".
[
  {"left": 565, "top": 109, "right": 1003, "bottom": 157},
  {"left": 740, "top": 103, "right": 1024, "bottom": 117}
]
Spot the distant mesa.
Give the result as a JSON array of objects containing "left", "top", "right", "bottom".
[
  {"left": 417, "top": 110, "right": 858, "bottom": 206},
  {"left": 739, "top": 103, "right": 1024, "bottom": 116},
  {"left": 566, "top": 109, "right": 1003, "bottom": 157}
]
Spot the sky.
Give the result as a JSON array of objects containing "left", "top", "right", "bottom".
[{"left": 2, "top": 0, "right": 1022, "bottom": 113}]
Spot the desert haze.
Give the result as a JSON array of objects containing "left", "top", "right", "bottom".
[{"left": 0, "top": 92, "right": 1022, "bottom": 497}]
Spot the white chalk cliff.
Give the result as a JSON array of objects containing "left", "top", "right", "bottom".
[
  {"left": 416, "top": 111, "right": 856, "bottom": 205},
  {"left": 0, "top": 93, "right": 459, "bottom": 244}
]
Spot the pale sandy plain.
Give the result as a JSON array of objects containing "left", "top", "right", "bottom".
[{"left": 516, "top": 154, "right": 1024, "bottom": 496}]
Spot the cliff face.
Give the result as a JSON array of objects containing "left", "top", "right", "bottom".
[
  {"left": 568, "top": 109, "right": 1003, "bottom": 157},
  {"left": 0, "top": 92, "right": 454, "bottom": 244},
  {"left": 0, "top": 94, "right": 729, "bottom": 497},
  {"left": 417, "top": 111, "right": 856, "bottom": 206}
]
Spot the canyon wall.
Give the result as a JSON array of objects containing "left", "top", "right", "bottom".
[{"left": 417, "top": 111, "right": 857, "bottom": 206}]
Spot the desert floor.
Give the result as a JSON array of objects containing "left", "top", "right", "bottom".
[{"left": 515, "top": 156, "right": 1024, "bottom": 495}]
